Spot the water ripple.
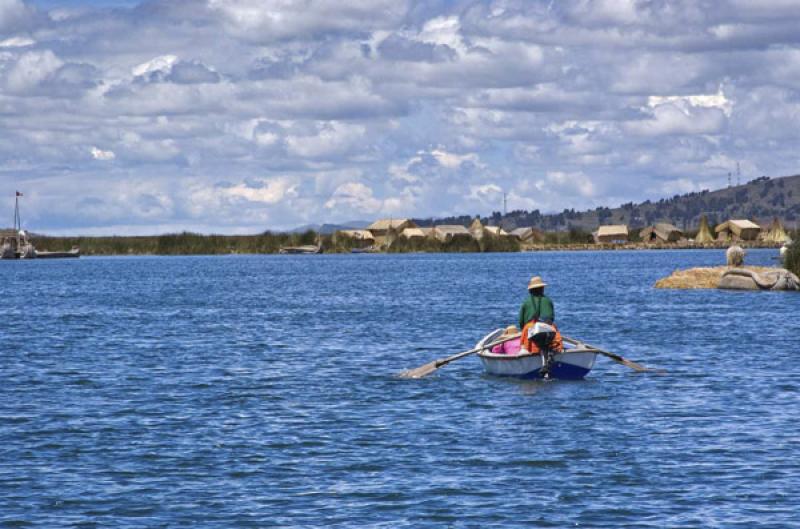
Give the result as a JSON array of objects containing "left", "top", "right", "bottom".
[{"left": 1, "top": 251, "right": 798, "bottom": 527}]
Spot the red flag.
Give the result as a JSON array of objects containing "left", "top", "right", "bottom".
[{"left": 16, "top": 191, "right": 23, "bottom": 196}]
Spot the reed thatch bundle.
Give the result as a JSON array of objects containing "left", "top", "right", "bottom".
[
  {"left": 763, "top": 217, "right": 790, "bottom": 243},
  {"left": 694, "top": 215, "right": 714, "bottom": 243}
]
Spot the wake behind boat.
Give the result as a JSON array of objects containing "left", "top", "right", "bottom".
[{"left": 476, "top": 328, "right": 597, "bottom": 380}]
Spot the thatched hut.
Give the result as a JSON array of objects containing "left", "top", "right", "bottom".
[
  {"left": 400, "top": 227, "right": 427, "bottom": 240},
  {"left": 694, "top": 215, "right": 714, "bottom": 243},
  {"left": 367, "top": 218, "right": 417, "bottom": 246},
  {"left": 433, "top": 225, "right": 473, "bottom": 242},
  {"left": 484, "top": 226, "right": 508, "bottom": 236},
  {"left": 593, "top": 225, "right": 629, "bottom": 244},
  {"left": 469, "top": 218, "right": 485, "bottom": 240},
  {"left": 639, "top": 223, "right": 683, "bottom": 243},
  {"left": 510, "top": 227, "right": 545, "bottom": 245},
  {"left": 761, "top": 218, "right": 791, "bottom": 243},
  {"left": 715, "top": 219, "right": 761, "bottom": 242}
]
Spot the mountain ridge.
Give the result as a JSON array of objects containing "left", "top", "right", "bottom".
[{"left": 419, "top": 173, "right": 800, "bottom": 232}]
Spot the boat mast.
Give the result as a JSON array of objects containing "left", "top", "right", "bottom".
[{"left": 14, "top": 191, "right": 23, "bottom": 251}]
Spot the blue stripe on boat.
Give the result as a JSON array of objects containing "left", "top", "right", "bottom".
[
  {"left": 549, "top": 361, "right": 591, "bottom": 380},
  {"left": 484, "top": 362, "right": 590, "bottom": 380}
]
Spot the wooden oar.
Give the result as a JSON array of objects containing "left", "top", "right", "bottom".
[
  {"left": 563, "top": 336, "right": 661, "bottom": 373},
  {"left": 399, "top": 333, "right": 521, "bottom": 379}
]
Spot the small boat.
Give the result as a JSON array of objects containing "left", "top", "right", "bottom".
[
  {"left": 36, "top": 247, "right": 80, "bottom": 259},
  {"left": 475, "top": 328, "right": 597, "bottom": 380},
  {"left": 2, "top": 192, "right": 80, "bottom": 260},
  {"left": 278, "top": 245, "right": 321, "bottom": 254}
]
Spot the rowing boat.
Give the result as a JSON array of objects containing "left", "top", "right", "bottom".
[{"left": 475, "top": 328, "right": 597, "bottom": 380}]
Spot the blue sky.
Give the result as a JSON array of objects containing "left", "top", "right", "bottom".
[{"left": 2, "top": 0, "right": 800, "bottom": 235}]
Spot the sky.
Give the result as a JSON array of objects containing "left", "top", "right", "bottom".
[{"left": 2, "top": 0, "right": 800, "bottom": 235}]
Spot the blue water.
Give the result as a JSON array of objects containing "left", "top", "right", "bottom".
[{"left": 2, "top": 250, "right": 798, "bottom": 528}]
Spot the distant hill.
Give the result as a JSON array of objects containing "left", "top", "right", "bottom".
[
  {"left": 289, "top": 220, "right": 371, "bottom": 234},
  {"left": 421, "top": 173, "right": 800, "bottom": 232}
]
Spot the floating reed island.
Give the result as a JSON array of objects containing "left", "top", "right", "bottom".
[{"left": 656, "top": 244, "right": 800, "bottom": 291}]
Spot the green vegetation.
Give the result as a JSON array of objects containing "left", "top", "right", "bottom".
[
  {"left": 387, "top": 232, "right": 520, "bottom": 253},
  {"left": 784, "top": 239, "right": 800, "bottom": 277},
  {"left": 29, "top": 225, "right": 791, "bottom": 257},
  {"left": 543, "top": 227, "right": 594, "bottom": 245},
  {"left": 326, "top": 232, "right": 373, "bottom": 253},
  {"left": 479, "top": 232, "right": 520, "bottom": 252},
  {"left": 387, "top": 236, "right": 445, "bottom": 253},
  {"left": 32, "top": 231, "right": 317, "bottom": 256}
]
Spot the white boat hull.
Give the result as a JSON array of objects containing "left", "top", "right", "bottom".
[{"left": 476, "top": 329, "right": 597, "bottom": 380}]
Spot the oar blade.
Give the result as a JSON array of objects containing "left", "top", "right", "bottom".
[
  {"left": 616, "top": 357, "right": 649, "bottom": 373},
  {"left": 563, "top": 336, "right": 664, "bottom": 374},
  {"left": 593, "top": 349, "right": 662, "bottom": 373},
  {"left": 398, "top": 360, "right": 440, "bottom": 379}
]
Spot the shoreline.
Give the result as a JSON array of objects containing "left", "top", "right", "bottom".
[
  {"left": 520, "top": 241, "right": 784, "bottom": 252},
  {"left": 22, "top": 240, "right": 786, "bottom": 257}
]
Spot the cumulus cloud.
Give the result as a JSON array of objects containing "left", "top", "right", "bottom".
[
  {"left": 468, "top": 183, "right": 503, "bottom": 203},
  {"left": 546, "top": 171, "right": 596, "bottom": 198},
  {"left": 285, "top": 121, "right": 366, "bottom": 159},
  {"left": 3, "top": 49, "right": 63, "bottom": 93},
  {"left": 208, "top": 0, "right": 407, "bottom": 42},
  {"left": 3, "top": 0, "right": 800, "bottom": 233},
  {"left": 0, "top": 36, "right": 35, "bottom": 48},
  {"left": 90, "top": 146, "right": 115, "bottom": 161},
  {"left": 0, "top": 0, "right": 33, "bottom": 33},
  {"left": 227, "top": 178, "right": 297, "bottom": 204},
  {"left": 430, "top": 148, "right": 482, "bottom": 169},
  {"left": 626, "top": 102, "right": 728, "bottom": 136},
  {"left": 132, "top": 55, "right": 178, "bottom": 78},
  {"left": 324, "top": 181, "right": 381, "bottom": 212}
]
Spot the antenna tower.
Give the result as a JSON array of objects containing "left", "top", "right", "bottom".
[
  {"left": 503, "top": 192, "right": 507, "bottom": 216},
  {"left": 728, "top": 172, "right": 732, "bottom": 188},
  {"left": 736, "top": 162, "right": 741, "bottom": 186}
]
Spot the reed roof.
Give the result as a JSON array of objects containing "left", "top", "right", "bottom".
[
  {"left": 469, "top": 218, "right": 483, "bottom": 231},
  {"left": 596, "top": 225, "right": 629, "bottom": 237},
  {"left": 401, "top": 227, "right": 426, "bottom": 238},
  {"left": 640, "top": 223, "right": 682, "bottom": 241},
  {"left": 484, "top": 226, "right": 508, "bottom": 236},
  {"left": 510, "top": 227, "right": 544, "bottom": 241},
  {"left": 367, "top": 218, "right": 415, "bottom": 231},
  {"left": 338, "top": 229, "right": 374, "bottom": 240},
  {"left": 715, "top": 219, "right": 760, "bottom": 233},
  {"left": 434, "top": 224, "right": 470, "bottom": 235}
]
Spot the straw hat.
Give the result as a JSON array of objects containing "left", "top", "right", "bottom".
[
  {"left": 527, "top": 275, "right": 547, "bottom": 289},
  {"left": 504, "top": 325, "right": 518, "bottom": 335}
]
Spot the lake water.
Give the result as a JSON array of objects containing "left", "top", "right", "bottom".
[{"left": 2, "top": 250, "right": 799, "bottom": 528}]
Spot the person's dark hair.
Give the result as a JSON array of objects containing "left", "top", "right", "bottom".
[{"left": 529, "top": 287, "right": 545, "bottom": 296}]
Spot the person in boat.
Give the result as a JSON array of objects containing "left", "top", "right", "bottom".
[
  {"left": 519, "top": 276, "right": 563, "bottom": 353},
  {"left": 491, "top": 325, "right": 522, "bottom": 355}
]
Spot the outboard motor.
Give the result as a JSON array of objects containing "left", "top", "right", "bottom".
[
  {"left": 528, "top": 321, "right": 557, "bottom": 379},
  {"left": 528, "top": 321, "right": 557, "bottom": 351}
]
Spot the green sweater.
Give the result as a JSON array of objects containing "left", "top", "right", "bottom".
[{"left": 519, "top": 294, "right": 555, "bottom": 328}]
